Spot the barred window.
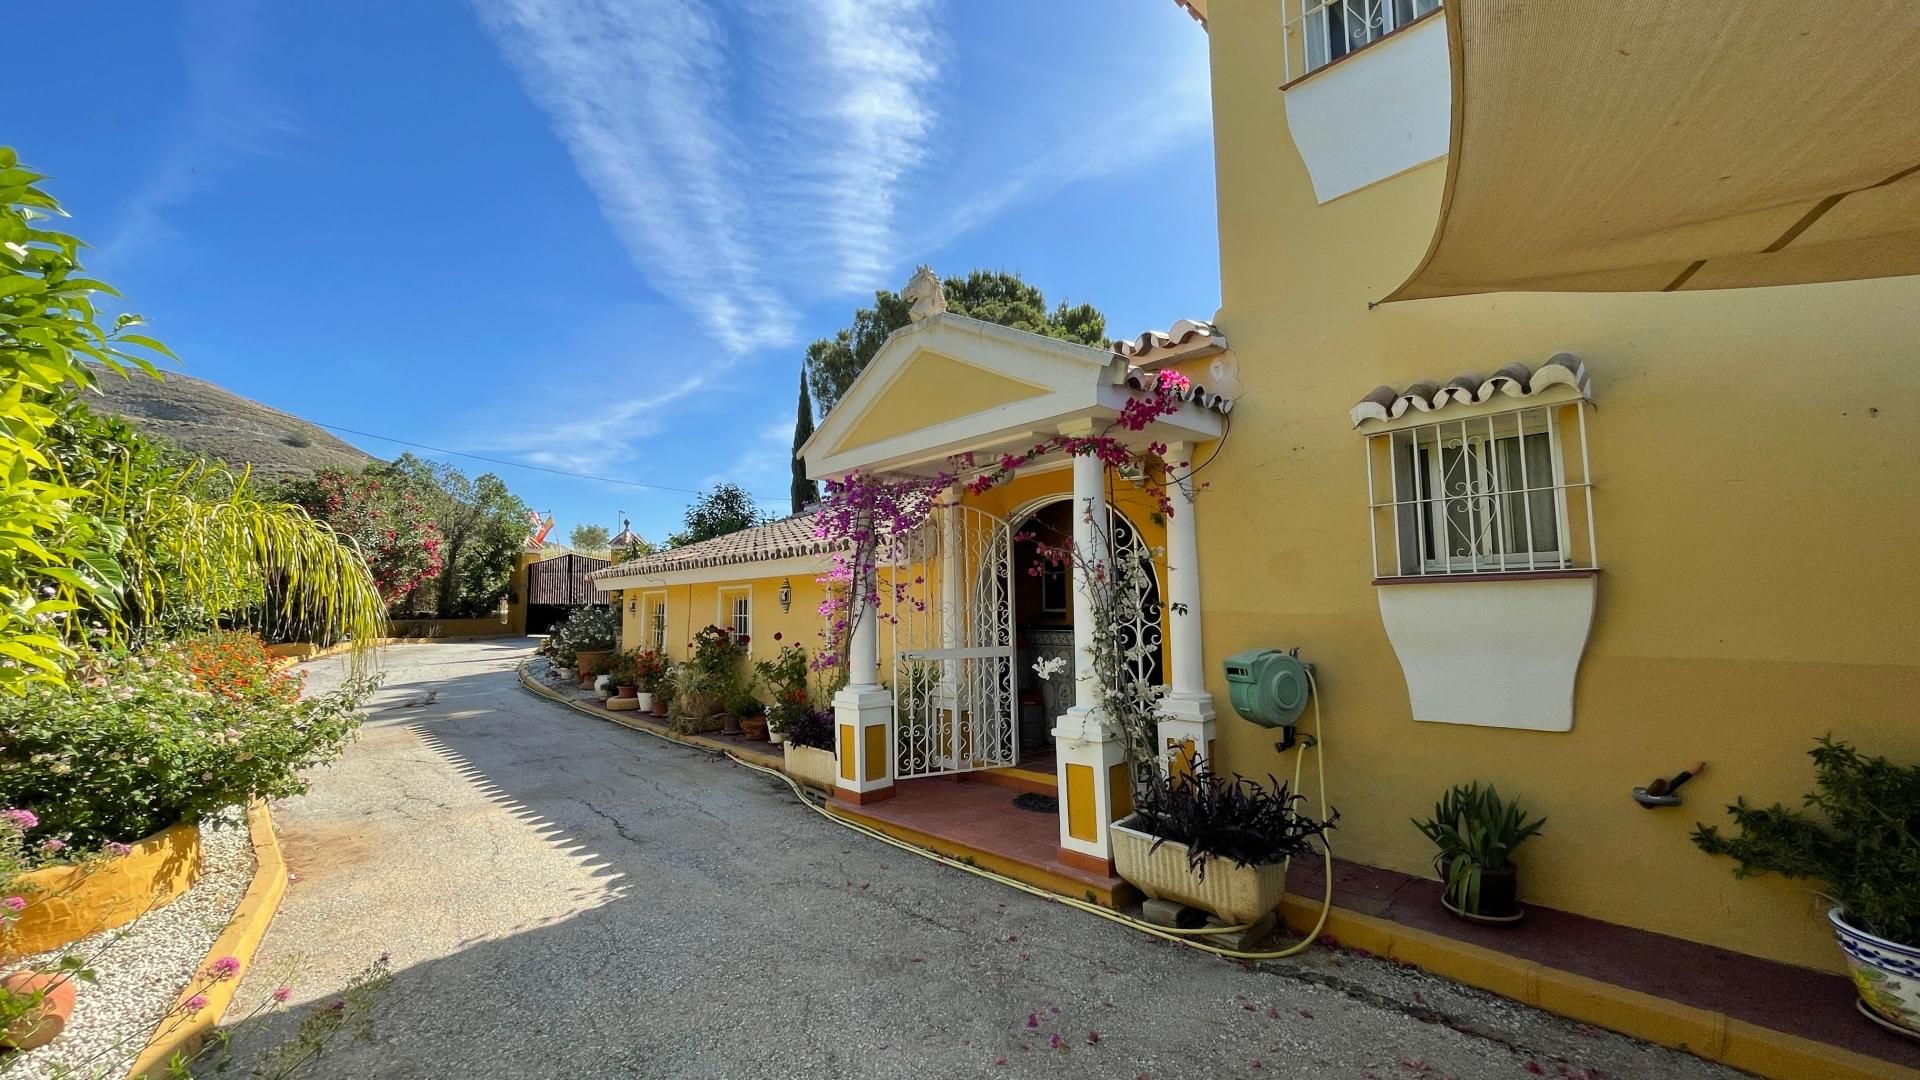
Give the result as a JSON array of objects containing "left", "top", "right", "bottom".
[{"left": 1366, "top": 403, "right": 1595, "bottom": 579}]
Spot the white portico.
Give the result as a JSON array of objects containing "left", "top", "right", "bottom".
[{"left": 801, "top": 282, "right": 1229, "bottom": 875}]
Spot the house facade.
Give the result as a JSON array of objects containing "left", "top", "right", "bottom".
[{"left": 592, "top": 0, "right": 1919, "bottom": 975}]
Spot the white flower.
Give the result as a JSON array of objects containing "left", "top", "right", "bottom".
[{"left": 1031, "top": 656, "right": 1068, "bottom": 682}]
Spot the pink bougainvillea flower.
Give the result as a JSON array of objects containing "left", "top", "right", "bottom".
[
  {"left": 1048, "top": 1033, "right": 1066, "bottom": 1051},
  {"left": 38, "top": 838, "right": 66, "bottom": 854},
  {"left": 2, "top": 808, "right": 39, "bottom": 831},
  {"left": 105, "top": 841, "right": 133, "bottom": 857},
  {"left": 185, "top": 994, "right": 210, "bottom": 1012},
  {"left": 3, "top": 896, "right": 25, "bottom": 912},
  {"left": 209, "top": 955, "right": 241, "bottom": 979},
  {"left": 273, "top": 986, "right": 293, "bottom": 1004},
  {"left": 1026, "top": 1013, "right": 1039, "bottom": 1029}
]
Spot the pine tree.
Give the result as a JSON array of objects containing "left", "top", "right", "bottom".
[{"left": 791, "top": 368, "right": 819, "bottom": 515}]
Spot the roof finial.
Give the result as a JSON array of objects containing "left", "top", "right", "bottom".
[{"left": 905, "top": 265, "right": 946, "bottom": 322}]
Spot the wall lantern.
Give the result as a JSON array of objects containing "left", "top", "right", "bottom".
[
  {"left": 626, "top": 595, "right": 638, "bottom": 615},
  {"left": 779, "top": 578, "right": 793, "bottom": 613}
]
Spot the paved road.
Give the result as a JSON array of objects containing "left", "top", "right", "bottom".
[{"left": 228, "top": 640, "right": 1739, "bottom": 1079}]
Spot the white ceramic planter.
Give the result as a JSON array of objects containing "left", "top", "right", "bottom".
[
  {"left": 592, "top": 674, "right": 612, "bottom": 698},
  {"left": 783, "top": 744, "right": 838, "bottom": 794},
  {"left": 1111, "top": 815, "right": 1289, "bottom": 925},
  {"left": 637, "top": 692, "right": 654, "bottom": 712},
  {"left": 1830, "top": 906, "right": 1920, "bottom": 1034}
]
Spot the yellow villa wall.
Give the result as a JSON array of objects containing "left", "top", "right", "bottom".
[{"left": 1199, "top": 0, "right": 1920, "bottom": 972}]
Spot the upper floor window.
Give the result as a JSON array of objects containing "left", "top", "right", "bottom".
[
  {"left": 1364, "top": 402, "right": 1596, "bottom": 580},
  {"left": 1290, "top": 0, "right": 1442, "bottom": 80}
]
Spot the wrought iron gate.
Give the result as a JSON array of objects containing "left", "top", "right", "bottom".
[{"left": 890, "top": 505, "right": 1017, "bottom": 778}]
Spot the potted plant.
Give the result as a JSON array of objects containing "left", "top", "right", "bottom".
[
  {"left": 607, "top": 651, "right": 640, "bottom": 699},
  {"left": 650, "top": 667, "right": 676, "bottom": 718},
  {"left": 1113, "top": 763, "right": 1338, "bottom": 925},
  {"left": 781, "top": 708, "right": 839, "bottom": 793},
  {"left": 1694, "top": 737, "right": 1920, "bottom": 1035},
  {"left": 687, "top": 625, "right": 746, "bottom": 734},
  {"left": 631, "top": 649, "right": 667, "bottom": 713},
  {"left": 1414, "top": 782, "right": 1545, "bottom": 924},
  {"left": 756, "top": 644, "right": 810, "bottom": 747}
]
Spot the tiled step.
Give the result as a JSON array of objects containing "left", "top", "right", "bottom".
[{"left": 971, "top": 763, "right": 1057, "bottom": 797}]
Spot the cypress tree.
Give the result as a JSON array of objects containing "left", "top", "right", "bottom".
[{"left": 791, "top": 368, "right": 819, "bottom": 515}]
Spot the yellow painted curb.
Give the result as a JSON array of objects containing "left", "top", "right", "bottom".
[
  {"left": 1275, "top": 895, "right": 1919, "bottom": 1080},
  {"left": 125, "top": 801, "right": 288, "bottom": 1080}
]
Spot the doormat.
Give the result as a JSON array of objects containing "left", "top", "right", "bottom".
[{"left": 1012, "top": 793, "right": 1059, "bottom": 814}]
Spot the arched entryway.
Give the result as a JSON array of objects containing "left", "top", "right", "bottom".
[{"left": 1009, "top": 497, "right": 1164, "bottom": 760}]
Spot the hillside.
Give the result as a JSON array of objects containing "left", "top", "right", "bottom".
[{"left": 87, "top": 369, "right": 378, "bottom": 480}]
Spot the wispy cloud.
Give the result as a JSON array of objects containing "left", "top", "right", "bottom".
[
  {"left": 471, "top": 0, "right": 941, "bottom": 356},
  {"left": 109, "top": 0, "right": 298, "bottom": 270}
]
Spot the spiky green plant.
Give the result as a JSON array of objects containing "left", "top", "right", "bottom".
[{"left": 1414, "top": 782, "right": 1547, "bottom": 914}]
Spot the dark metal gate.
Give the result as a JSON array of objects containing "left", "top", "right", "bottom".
[{"left": 524, "top": 553, "right": 612, "bottom": 635}]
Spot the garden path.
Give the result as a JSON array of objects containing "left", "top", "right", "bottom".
[{"left": 225, "top": 640, "right": 1741, "bottom": 1079}]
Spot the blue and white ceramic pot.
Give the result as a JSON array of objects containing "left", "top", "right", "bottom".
[{"left": 1830, "top": 906, "right": 1920, "bottom": 1034}]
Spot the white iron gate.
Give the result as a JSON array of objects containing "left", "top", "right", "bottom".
[{"left": 890, "top": 504, "right": 1017, "bottom": 778}]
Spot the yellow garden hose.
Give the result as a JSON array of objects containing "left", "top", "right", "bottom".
[{"left": 520, "top": 664, "right": 1336, "bottom": 962}]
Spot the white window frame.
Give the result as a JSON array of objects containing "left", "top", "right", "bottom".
[
  {"left": 1365, "top": 402, "right": 1596, "bottom": 580},
  {"left": 1290, "top": 0, "right": 1442, "bottom": 81},
  {"left": 718, "top": 586, "right": 751, "bottom": 643},
  {"left": 643, "top": 591, "right": 667, "bottom": 653}
]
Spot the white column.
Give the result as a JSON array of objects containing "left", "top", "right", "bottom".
[
  {"left": 1053, "top": 440, "right": 1128, "bottom": 875},
  {"left": 1157, "top": 441, "right": 1217, "bottom": 775},
  {"left": 835, "top": 547, "right": 894, "bottom": 804},
  {"left": 937, "top": 490, "right": 962, "bottom": 764}
]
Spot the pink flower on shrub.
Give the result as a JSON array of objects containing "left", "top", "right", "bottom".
[
  {"left": 3, "top": 896, "right": 24, "bottom": 913},
  {"left": 105, "top": 841, "right": 133, "bottom": 857},
  {"left": 38, "top": 838, "right": 66, "bottom": 854},
  {"left": 209, "top": 955, "right": 241, "bottom": 979},
  {"left": 185, "top": 994, "right": 210, "bottom": 1012},
  {"left": 1, "top": 808, "right": 37, "bottom": 831}
]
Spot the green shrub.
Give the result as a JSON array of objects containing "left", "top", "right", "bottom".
[
  {"left": 0, "top": 638, "right": 377, "bottom": 850},
  {"left": 1694, "top": 737, "right": 1920, "bottom": 945},
  {"left": 1133, "top": 761, "right": 1337, "bottom": 880},
  {"left": 550, "top": 605, "right": 616, "bottom": 667}
]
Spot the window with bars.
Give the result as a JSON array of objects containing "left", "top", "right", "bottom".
[
  {"left": 645, "top": 593, "right": 667, "bottom": 653},
  {"left": 722, "top": 589, "right": 751, "bottom": 641},
  {"left": 1289, "top": 0, "right": 1442, "bottom": 80},
  {"left": 1366, "top": 402, "right": 1596, "bottom": 579}
]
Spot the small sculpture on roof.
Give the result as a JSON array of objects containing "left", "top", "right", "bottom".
[{"left": 905, "top": 265, "right": 946, "bottom": 322}]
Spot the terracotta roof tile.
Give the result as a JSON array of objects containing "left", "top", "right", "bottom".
[
  {"left": 1348, "top": 353, "right": 1592, "bottom": 428},
  {"left": 1111, "top": 318, "right": 1226, "bottom": 368},
  {"left": 588, "top": 513, "right": 836, "bottom": 580},
  {"left": 1124, "top": 369, "right": 1235, "bottom": 415}
]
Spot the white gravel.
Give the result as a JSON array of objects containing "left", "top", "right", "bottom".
[{"left": 3, "top": 813, "right": 256, "bottom": 1080}]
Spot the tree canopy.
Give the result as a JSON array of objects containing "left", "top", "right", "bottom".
[
  {"left": 669, "top": 483, "right": 764, "bottom": 548},
  {"left": 277, "top": 467, "right": 443, "bottom": 605},
  {"left": 803, "top": 269, "right": 1108, "bottom": 416},
  {"left": 790, "top": 370, "right": 818, "bottom": 515},
  {"left": 568, "top": 523, "right": 610, "bottom": 552},
  {"left": 376, "top": 454, "right": 532, "bottom": 618}
]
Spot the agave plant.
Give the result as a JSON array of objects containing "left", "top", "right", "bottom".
[{"left": 1414, "top": 782, "right": 1546, "bottom": 914}]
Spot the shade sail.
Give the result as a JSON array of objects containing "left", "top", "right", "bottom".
[{"left": 1383, "top": 1, "right": 1920, "bottom": 302}]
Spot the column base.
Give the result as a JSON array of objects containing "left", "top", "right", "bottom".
[
  {"left": 834, "top": 685, "right": 894, "bottom": 802},
  {"left": 1157, "top": 693, "right": 1218, "bottom": 777},
  {"left": 834, "top": 786, "right": 896, "bottom": 806},
  {"left": 1053, "top": 707, "right": 1131, "bottom": 868},
  {"left": 1056, "top": 846, "right": 1116, "bottom": 878}
]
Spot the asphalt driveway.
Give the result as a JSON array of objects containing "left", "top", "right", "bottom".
[{"left": 226, "top": 640, "right": 1739, "bottom": 1079}]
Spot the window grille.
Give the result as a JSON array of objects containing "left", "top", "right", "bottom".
[
  {"left": 647, "top": 594, "right": 667, "bottom": 653},
  {"left": 1365, "top": 402, "right": 1596, "bottom": 579},
  {"left": 1284, "top": 0, "right": 1442, "bottom": 82},
  {"left": 727, "top": 591, "right": 751, "bottom": 641}
]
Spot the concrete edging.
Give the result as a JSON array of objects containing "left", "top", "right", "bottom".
[
  {"left": 9, "top": 822, "right": 201, "bottom": 954},
  {"left": 516, "top": 657, "right": 1911, "bottom": 1080},
  {"left": 125, "top": 800, "right": 288, "bottom": 1080},
  {"left": 1275, "top": 895, "right": 1918, "bottom": 1080}
]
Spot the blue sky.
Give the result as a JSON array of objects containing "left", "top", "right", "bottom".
[{"left": 16, "top": 0, "right": 1218, "bottom": 544}]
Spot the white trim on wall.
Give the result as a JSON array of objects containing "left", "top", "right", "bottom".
[{"left": 1283, "top": 11, "right": 1450, "bottom": 204}]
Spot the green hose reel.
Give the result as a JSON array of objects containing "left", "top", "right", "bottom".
[{"left": 1223, "top": 648, "right": 1314, "bottom": 750}]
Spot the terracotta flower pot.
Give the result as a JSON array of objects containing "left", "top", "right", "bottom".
[
  {"left": 616, "top": 684, "right": 638, "bottom": 699},
  {"left": 650, "top": 697, "right": 669, "bottom": 718},
  {"left": 2, "top": 971, "right": 76, "bottom": 1050},
  {"left": 740, "top": 716, "right": 768, "bottom": 741}
]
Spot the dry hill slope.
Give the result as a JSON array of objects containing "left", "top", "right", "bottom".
[{"left": 88, "top": 370, "right": 377, "bottom": 480}]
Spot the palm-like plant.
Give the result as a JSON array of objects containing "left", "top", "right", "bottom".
[{"left": 1414, "top": 782, "right": 1546, "bottom": 914}]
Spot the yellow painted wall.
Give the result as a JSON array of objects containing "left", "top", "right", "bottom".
[
  {"left": 833, "top": 351, "right": 1048, "bottom": 455},
  {"left": 1200, "top": 0, "right": 1920, "bottom": 971},
  {"left": 615, "top": 570, "right": 842, "bottom": 695}
]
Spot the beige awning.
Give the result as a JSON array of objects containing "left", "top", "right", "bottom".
[{"left": 1384, "top": 1, "right": 1920, "bottom": 302}]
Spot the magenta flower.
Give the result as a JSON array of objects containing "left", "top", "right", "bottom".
[
  {"left": 105, "top": 841, "right": 133, "bottom": 857},
  {"left": 272, "top": 986, "right": 293, "bottom": 1004},
  {"left": 185, "top": 994, "right": 210, "bottom": 1012},
  {"left": 38, "top": 838, "right": 66, "bottom": 854},
  {"left": 1, "top": 808, "right": 38, "bottom": 831},
  {"left": 3, "top": 896, "right": 25, "bottom": 913},
  {"left": 209, "top": 955, "right": 241, "bottom": 979}
]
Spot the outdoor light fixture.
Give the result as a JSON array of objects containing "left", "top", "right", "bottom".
[
  {"left": 627, "top": 596, "right": 638, "bottom": 615},
  {"left": 779, "top": 579, "right": 793, "bottom": 613}
]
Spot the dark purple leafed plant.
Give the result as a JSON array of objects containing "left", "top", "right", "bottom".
[{"left": 1132, "top": 762, "right": 1337, "bottom": 880}]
